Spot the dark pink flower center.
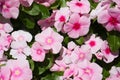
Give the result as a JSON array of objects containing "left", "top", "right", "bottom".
[
  {"left": 105, "top": 47, "right": 110, "bottom": 54},
  {"left": 109, "top": 17, "right": 118, "bottom": 25},
  {"left": 37, "top": 49, "right": 42, "bottom": 55},
  {"left": 59, "top": 16, "right": 65, "bottom": 22},
  {"left": 73, "top": 23, "right": 81, "bottom": 30},
  {"left": 75, "top": 2, "right": 83, "bottom": 7},
  {"left": 89, "top": 41, "right": 96, "bottom": 47}
]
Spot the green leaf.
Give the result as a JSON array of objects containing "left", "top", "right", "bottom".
[
  {"left": 107, "top": 33, "right": 120, "bottom": 52},
  {"left": 29, "top": 59, "right": 35, "bottom": 71},
  {"left": 22, "top": 3, "right": 40, "bottom": 16},
  {"left": 60, "top": 0, "right": 67, "bottom": 7},
  {"left": 75, "top": 37, "right": 84, "bottom": 45},
  {"left": 22, "top": 3, "right": 50, "bottom": 18},
  {"left": 22, "top": 18, "right": 35, "bottom": 29},
  {"left": 50, "top": 0, "right": 60, "bottom": 9}
]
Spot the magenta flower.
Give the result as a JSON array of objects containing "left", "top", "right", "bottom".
[
  {"left": 64, "top": 13, "right": 90, "bottom": 38},
  {"left": 6, "top": 59, "right": 32, "bottom": 80},
  {"left": 35, "top": 27, "right": 63, "bottom": 54},
  {"left": 54, "top": 7, "right": 71, "bottom": 32},
  {"left": 67, "top": 0, "right": 90, "bottom": 14},
  {"left": 37, "top": 12, "right": 56, "bottom": 30},
  {"left": 31, "top": 42, "right": 46, "bottom": 62}
]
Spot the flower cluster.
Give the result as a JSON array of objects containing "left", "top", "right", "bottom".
[{"left": 0, "top": 0, "right": 120, "bottom": 80}]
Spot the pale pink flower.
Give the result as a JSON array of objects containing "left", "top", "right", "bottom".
[
  {"left": 6, "top": 59, "right": 32, "bottom": 80},
  {"left": 35, "top": 27, "right": 63, "bottom": 54},
  {"left": 64, "top": 13, "right": 90, "bottom": 38},
  {"left": 97, "top": 8, "right": 120, "bottom": 31},
  {"left": 10, "top": 41, "right": 31, "bottom": 59},
  {"left": 70, "top": 45, "right": 92, "bottom": 63},
  {"left": 60, "top": 41, "right": 77, "bottom": 64},
  {"left": 31, "top": 42, "right": 46, "bottom": 62},
  {"left": 63, "top": 64, "right": 78, "bottom": 79},
  {"left": 19, "top": 0, "right": 33, "bottom": 7},
  {"left": 50, "top": 60, "right": 67, "bottom": 71},
  {"left": 34, "top": 0, "right": 55, "bottom": 7},
  {"left": 106, "top": 66, "right": 120, "bottom": 80},
  {"left": 77, "top": 60, "right": 103, "bottom": 80},
  {"left": 100, "top": 41, "right": 118, "bottom": 63},
  {"left": 85, "top": 34, "right": 104, "bottom": 53},
  {"left": 37, "top": 12, "right": 56, "bottom": 30},
  {"left": 112, "top": 0, "right": 120, "bottom": 7},
  {"left": 90, "top": 2, "right": 110, "bottom": 19},
  {"left": 54, "top": 7, "right": 71, "bottom": 32},
  {"left": 0, "top": 66, "right": 10, "bottom": 80},
  {"left": 12, "top": 30, "right": 32, "bottom": 42},
  {"left": 0, "top": 23, "right": 13, "bottom": 33},
  {"left": 0, "top": 0, "right": 20, "bottom": 19},
  {"left": 67, "top": 0, "right": 90, "bottom": 14}
]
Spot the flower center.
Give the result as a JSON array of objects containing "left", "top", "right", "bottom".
[
  {"left": 13, "top": 68, "right": 22, "bottom": 77},
  {"left": 89, "top": 41, "right": 96, "bottom": 47},
  {"left": 36, "top": 49, "right": 42, "bottom": 55},
  {"left": 105, "top": 47, "right": 110, "bottom": 54},
  {"left": 79, "top": 53, "right": 85, "bottom": 60},
  {"left": 18, "top": 35, "right": 24, "bottom": 41},
  {"left": 59, "top": 16, "right": 65, "bottom": 22},
  {"left": 73, "top": 23, "right": 81, "bottom": 30},
  {"left": 46, "top": 37, "right": 54, "bottom": 45},
  {"left": 84, "top": 68, "right": 93, "bottom": 75},
  {"left": 109, "top": 17, "right": 118, "bottom": 25},
  {"left": 75, "top": 2, "right": 83, "bottom": 7}
]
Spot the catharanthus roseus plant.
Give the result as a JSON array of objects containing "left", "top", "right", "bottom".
[{"left": 0, "top": 0, "right": 120, "bottom": 80}]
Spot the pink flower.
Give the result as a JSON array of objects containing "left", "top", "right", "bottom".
[
  {"left": 70, "top": 45, "right": 92, "bottom": 63},
  {"left": 106, "top": 66, "right": 120, "bottom": 80},
  {"left": 35, "top": 27, "right": 63, "bottom": 54},
  {"left": 0, "top": 0, "right": 20, "bottom": 19},
  {"left": 37, "top": 12, "right": 56, "bottom": 30},
  {"left": 64, "top": 13, "right": 90, "bottom": 38},
  {"left": 97, "top": 8, "right": 120, "bottom": 31},
  {"left": 0, "top": 23, "right": 13, "bottom": 33},
  {"left": 0, "top": 66, "right": 10, "bottom": 80},
  {"left": 31, "top": 42, "right": 46, "bottom": 62},
  {"left": 78, "top": 60, "right": 103, "bottom": 80},
  {"left": 100, "top": 41, "right": 118, "bottom": 63},
  {"left": 54, "top": 7, "right": 71, "bottom": 32},
  {"left": 67, "top": 0, "right": 90, "bottom": 14},
  {"left": 19, "top": 0, "right": 33, "bottom": 7},
  {"left": 34, "top": 0, "right": 55, "bottom": 7},
  {"left": 12, "top": 30, "right": 32, "bottom": 42},
  {"left": 50, "top": 60, "right": 67, "bottom": 71},
  {"left": 112, "top": 0, "right": 120, "bottom": 7},
  {"left": 10, "top": 41, "right": 31, "bottom": 59},
  {"left": 85, "top": 34, "right": 104, "bottom": 53},
  {"left": 6, "top": 59, "right": 32, "bottom": 80},
  {"left": 90, "top": 2, "right": 110, "bottom": 19}
]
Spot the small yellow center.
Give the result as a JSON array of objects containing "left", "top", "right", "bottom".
[
  {"left": 60, "top": 67, "right": 64, "bottom": 71},
  {"left": 47, "top": 39, "right": 52, "bottom": 43},
  {"left": 15, "top": 70, "right": 21, "bottom": 76}
]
